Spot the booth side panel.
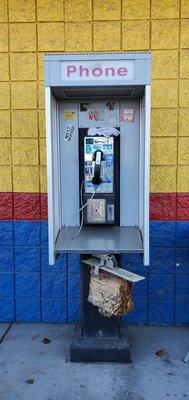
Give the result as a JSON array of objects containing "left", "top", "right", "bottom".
[
  {"left": 143, "top": 85, "right": 151, "bottom": 266},
  {"left": 45, "top": 88, "right": 61, "bottom": 265}
]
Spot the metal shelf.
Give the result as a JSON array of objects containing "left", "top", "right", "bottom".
[{"left": 55, "top": 226, "right": 143, "bottom": 254}]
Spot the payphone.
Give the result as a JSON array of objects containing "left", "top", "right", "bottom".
[
  {"left": 44, "top": 52, "right": 151, "bottom": 363},
  {"left": 79, "top": 131, "right": 120, "bottom": 225}
]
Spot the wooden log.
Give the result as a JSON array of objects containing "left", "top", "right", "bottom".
[{"left": 88, "top": 269, "right": 133, "bottom": 317}]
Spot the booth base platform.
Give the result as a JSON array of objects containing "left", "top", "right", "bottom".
[{"left": 70, "top": 323, "right": 131, "bottom": 363}]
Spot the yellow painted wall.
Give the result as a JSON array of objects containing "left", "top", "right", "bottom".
[{"left": 0, "top": 0, "right": 189, "bottom": 193}]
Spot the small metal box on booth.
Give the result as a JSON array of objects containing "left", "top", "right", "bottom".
[{"left": 44, "top": 52, "right": 151, "bottom": 267}]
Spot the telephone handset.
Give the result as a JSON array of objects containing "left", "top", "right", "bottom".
[{"left": 92, "top": 150, "right": 105, "bottom": 186}]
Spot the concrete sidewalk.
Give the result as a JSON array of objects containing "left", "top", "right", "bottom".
[{"left": 0, "top": 323, "right": 188, "bottom": 400}]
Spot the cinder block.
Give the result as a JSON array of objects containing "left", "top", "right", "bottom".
[
  {"left": 13, "top": 166, "right": 39, "bottom": 192},
  {"left": 179, "top": 80, "right": 189, "bottom": 107},
  {"left": 10, "top": 23, "right": 36, "bottom": 51},
  {"left": 64, "top": 0, "right": 92, "bottom": 21},
  {"left": 41, "top": 221, "right": 48, "bottom": 246},
  {"left": 38, "top": 53, "right": 44, "bottom": 81},
  {"left": 0, "top": 273, "right": 14, "bottom": 297},
  {"left": 178, "top": 137, "right": 189, "bottom": 164},
  {"left": 181, "top": 0, "right": 189, "bottom": 17},
  {"left": 0, "top": 53, "right": 9, "bottom": 81},
  {"left": 149, "top": 275, "right": 175, "bottom": 301},
  {"left": 132, "top": 275, "right": 148, "bottom": 301},
  {"left": 150, "top": 193, "right": 177, "bottom": 220},
  {"left": 40, "top": 166, "right": 47, "bottom": 192},
  {"left": 151, "top": 0, "right": 179, "bottom": 18},
  {"left": 41, "top": 247, "right": 67, "bottom": 272},
  {"left": 11, "top": 110, "right": 38, "bottom": 138},
  {"left": 68, "top": 297, "right": 81, "bottom": 323},
  {"left": 38, "top": 81, "right": 45, "bottom": 109},
  {"left": 176, "top": 248, "right": 189, "bottom": 274},
  {"left": 120, "top": 253, "right": 147, "bottom": 274},
  {"left": 0, "top": 110, "right": 10, "bottom": 137},
  {"left": 42, "top": 273, "right": 67, "bottom": 298},
  {"left": 0, "top": 23, "right": 8, "bottom": 51},
  {"left": 16, "top": 298, "right": 41, "bottom": 322},
  {"left": 0, "top": 139, "right": 11, "bottom": 165},
  {"left": 37, "top": 0, "right": 63, "bottom": 21},
  {"left": 40, "top": 193, "right": 48, "bottom": 220},
  {"left": 176, "top": 276, "right": 189, "bottom": 301},
  {"left": 0, "top": 246, "right": 14, "bottom": 272},
  {"left": 10, "top": 53, "right": 37, "bottom": 81},
  {"left": 94, "top": 22, "right": 120, "bottom": 51},
  {"left": 150, "top": 221, "right": 176, "bottom": 247},
  {"left": 0, "top": 82, "right": 10, "bottom": 109},
  {"left": 0, "top": 166, "right": 12, "bottom": 192},
  {"left": 177, "top": 166, "right": 189, "bottom": 192},
  {"left": 14, "top": 221, "right": 40, "bottom": 246},
  {"left": 148, "top": 301, "right": 174, "bottom": 325},
  {"left": 0, "top": 0, "right": 8, "bottom": 22},
  {"left": 152, "top": 80, "right": 178, "bottom": 108},
  {"left": 13, "top": 193, "right": 40, "bottom": 221},
  {"left": 68, "top": 273, "right": 80, "bottom": 298},
  {"left": 151, "top": 137, "right": 177, "bottom": 166},
  {"left": 151, "top": 109, "right": 178, "bottom": 137},
  {"left": 15, "top": 246, "right": 40, "bottom": 272},
  {"left": 181, "top": 19, "right": 189, "bottom": 48},
  {"left": 122, "top": 20, "right": 150, "bottom": 50},
  {"left": 11, "top": 82, "right": 37, "bottom": 110},
  {"left": 93, "top": 0, "right": 121, "bottom": 20},
  {"left": 151, "top": 20, "right": 179, "bottom": 49},
  {"left": 179, "top": 108, "right": 189, "bottom": 136},
  {"left": 9, "top": 0, "right": 35, "bottom": 22},
  {"left": 38, "top": 110, "right": 45, "bottom": 137},
  {"left": 152, "top": 50, "right": 178, "bottom": 79},
  {"left": 150, "top": 166, "right": 177, "bottom": 192},
  {"left": 177, "top": 194, "right": 189, "bottom": 220},
  {"left": 39, "top": 139, "right": 46, "bottom": 165},
  {"left": 180, "top": 51, "right": 189, "bottom": 78},
  {"left": 37, "top": 23, "right": 64, "bottom": 51},
  {"left": 65, "top": 23, "right": 92, "bottom": 51},
  {"left": 176, "top": 221, "right": 189, "bottom": 248},
  {"left": 68, "top": 254, "right": 80, "bottom": 273},
  {"left": 0, "top": 298, "right": 14, "bottom": 322},
  {"left": 15, "top": 272, "right": 40, "bottom": 298},
  {"left": 150, "top": 248, "right": 175, "bottom": 274},
  {"left": 42, "top": 298, "right": 67, "bottom": 322},
  {"left": 0, "top": 192, "right": 12, "bottom": 219},
  {"left": 175, "top": 302, "right": 189, "bottom": 325},
  {"left": 122, "top": 299, "right": 147, "bottom": 325},
  {"left": 12, "top": 139, "right": 39, "bottom": 166},
  {"left": 122, "top": 0, "right": 150, "bottom": 19}
]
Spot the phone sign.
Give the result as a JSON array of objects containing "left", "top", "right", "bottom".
[{"left": 61, "top": 60, "right": 134, "bottom": 82}]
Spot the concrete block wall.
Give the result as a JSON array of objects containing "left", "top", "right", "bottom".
[{"left": 0, "top": 0, "right": 189, "bottom": 325}]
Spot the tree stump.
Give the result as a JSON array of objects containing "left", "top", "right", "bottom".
[{"left": 88, "top": 269, "right": 133, "bottom": 317}]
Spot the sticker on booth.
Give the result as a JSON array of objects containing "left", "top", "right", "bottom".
[
  {"left": 121, "top": 109, "right": 135, "bottom": 122},
  {"left": 63, "top": 111, "right": 76, "bottom": 120},
  {"left": 64, "top": 125, "right": 75, "bottom": 142}
]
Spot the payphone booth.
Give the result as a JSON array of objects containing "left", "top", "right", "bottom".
[{"left": 44, "top": 52, "right": 151, "bottom": 362}]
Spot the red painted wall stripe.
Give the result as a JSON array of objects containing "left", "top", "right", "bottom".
[
  {"left": 150, "top": 193, "right": 177, "bottom": 221},
  {"left": 0, "top": 193, "right": 189, "bottom": 221}
]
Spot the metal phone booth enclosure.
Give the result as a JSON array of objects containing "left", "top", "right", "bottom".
[{"left": 44, "top": 52, "right": 151, "bottom": 363}]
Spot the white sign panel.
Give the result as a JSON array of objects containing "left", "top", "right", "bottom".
[{"left": 61, "top": 60, "right": 134, "bottom": 83}]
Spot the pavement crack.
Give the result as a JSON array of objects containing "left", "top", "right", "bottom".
[{"left": 0, "top": 323, "right": 14, "bottom": 344}]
